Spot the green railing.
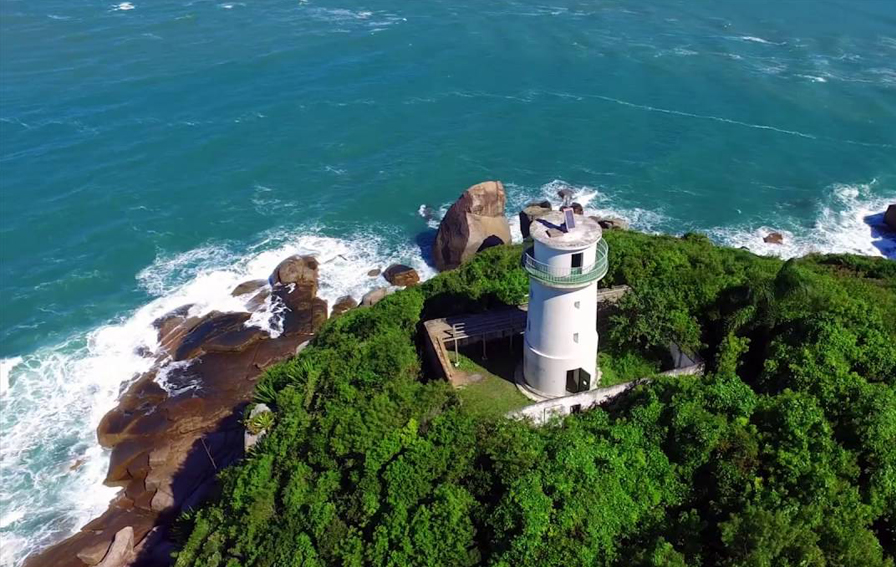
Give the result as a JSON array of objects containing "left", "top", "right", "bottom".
[{"left": 523, "top": 239, "right": 609, "bottom": 287}]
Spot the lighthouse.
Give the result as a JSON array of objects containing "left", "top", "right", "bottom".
[{"left": 521, "top": 208, "right": 609, "bottom": 399}]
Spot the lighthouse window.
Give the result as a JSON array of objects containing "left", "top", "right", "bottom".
[
  {"left": 573, "top": 333, "right": 579, "bottom": 343},
  {"left": 571, "top": 252, "right": 583, "bottom": 270}
]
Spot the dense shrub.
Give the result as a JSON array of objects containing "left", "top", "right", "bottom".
[{"left": 174, "top": 233, "right": 896, "bottom": 567}]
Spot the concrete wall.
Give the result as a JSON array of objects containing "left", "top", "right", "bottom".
[{"left": 508, "top": 381, "right": 644, "bottom": 425}]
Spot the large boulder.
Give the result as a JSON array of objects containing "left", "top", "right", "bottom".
[
  {"left": 95, "top": 527, "right": 134, "bottom": 567},
  {"left": 231, "top": 279, "right": 267, "bottom": 297},
  {"left": 272, "top": 283, "right": 328, "bottom": 337},
  {"left": 519, "top": 201, "right": 552, "bottom": 239},
  {"left": 331, "top": 295, "right": 358, "bottom": 318},
  {"left": 763, "top": 232, "right": 784, "bottom": 245},
  {"left": 589, "top": 216, "right": 629, "bottom": 231},
  {"left": 885, "top": 204, "right": 896, "bottom": 231},
  {"left": 269, "top": 255, "right": 319, "bottom": 292},
  {"left": 557, "top": 186, "right": 575, "bottom": 201},
  {"left": 383, "top": 264, "right": 420, "bottom": 287},
  {"left": 172, "top": 311, "right": 253, "bottom": 361},
  {"left": 361, "top": 287, "right": 391, "bottom": 307},
  {"left": 433, "top": 181, "right": 512, "bottom": 271}
]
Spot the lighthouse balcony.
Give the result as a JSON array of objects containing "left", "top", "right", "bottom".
[{"left": 523, "top": 239, "right": 609, "bottom": 287}]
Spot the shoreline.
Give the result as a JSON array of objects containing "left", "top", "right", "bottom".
[{"left": 11, "top": 189, "right": 896, "bottom": 567}]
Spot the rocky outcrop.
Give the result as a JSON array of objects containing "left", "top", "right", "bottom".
[
  {"left": 569, "top": 202, "right": 584, "bottom": 215},
  {"left": 331, "top": 296, "right": 358, "bottom": 318},
  {"left": 269, "top": 255, "right": 319, "bottom": 289},
  {"left": 27, "top": 255, "right": 331, "bottom": 567},
  {"left": 383, "top": 264, "right": 420, "bottom": 287},
  {"left": 557, "top": 187, "right": 575, "bottom": 201},
  {"left": 589, "top": 216, "right": 629, "bottom": 231},
  {"left": 519, "top": 201, "right": 552, "bottom": 239},
  {"left": 885, "top": 204, "right": 896, "bottom": 231},
  {"left": 763, "top": 232, "right": 784, "bottom": 245},
  {"left": 367, "top": 268, "right": 381, "bottom": 277},
  {"left": 361, "top": 287, "right": 391, "bottom": 307},
  {"left": 231, "top": 279, "right": 266, "bottom": 297},
  {"left": 433, "top": 181, "right": 511, "bottom": 271}
]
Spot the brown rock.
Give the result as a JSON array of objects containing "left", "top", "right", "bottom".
[
  {"left": 269, "top": 255, "right": 319, "bottom": 290},
  {"left": 332, "top": 296, "right": 358, "bottom": 318},
  {"left": 763, "top": 232, "right": 784, "bottom": 245},
  {"left": 367, "top": 268, "right": 381, "bottom": 277},
  {"left": 245, "top": 288, "right": 271, "bottom": 311},
  {"left": 152, "top": 305, "right": 194, "bottom": 342},
  {"left": 150, "top": 487, "right": 175, "bottom": 513},
  {"left": 519, "top": 201, "right": 552, "bottom": 239},
  {"left": 201, "top": 326, "right": 269, "bottom": 354},
  {"left": 173, "top": 311, "right": 251, "bottom": 361},
  {"left": 885, "top": 204, "right": 896, "bottom": 231},
  {"left": 569, "top": 202, "right": 584, "bottom": 215},
  {"left": 95, "top": 526, "right": 134, "bottom": 567},
  {"left": 231, "top": 279, "right": 267, "bottom": 296},
  {"left": 361, "top": 287, "right": 391, "bottom": 307},
  {"left": 433, "top": 181, "right": 512, "bottom": 271},
  {"left": 383, "top": 264, "right": 420, "bottom": 287},
  {"left": 590, "top": 216, "right": 629, "bottom": 231},
  {"left": 105, "top": 440, "right": 149, "bottom": 485},
  {"left": 77, "top": 539, "right": 113, "bottom": 566},
  {"left": 273, "top": 282, "right": 328, "bottom": 337},
  {"left": 557, "top": 187, "right": 575, "bottom": 201}
]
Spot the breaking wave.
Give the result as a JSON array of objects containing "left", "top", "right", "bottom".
[{"left": 0, "top": 225, "right": 434, "bottom": 566}]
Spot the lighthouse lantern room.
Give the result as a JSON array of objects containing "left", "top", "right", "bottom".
[{"left": 521, "top": 208, "right": 609, "bottom": 399}]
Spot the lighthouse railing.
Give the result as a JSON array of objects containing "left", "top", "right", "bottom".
[{"left": 523, "top": 239, "right": 609, "bottom": 286}]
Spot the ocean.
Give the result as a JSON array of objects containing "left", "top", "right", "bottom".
[{"left": 1, "top": 0, "right": 894, "bottom": 563}]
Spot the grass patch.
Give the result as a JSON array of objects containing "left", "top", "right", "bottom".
[{"left": 453, "top": 347, "right": 529, "bottom": 418}]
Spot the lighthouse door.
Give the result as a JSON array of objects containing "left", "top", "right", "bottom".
[{"left": 565, "top": 368, "right": 591, "bottom": 393}]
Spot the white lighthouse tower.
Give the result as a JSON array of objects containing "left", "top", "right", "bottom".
[{"left": 521, "top": 208, "right": 609, "bottom": 399}]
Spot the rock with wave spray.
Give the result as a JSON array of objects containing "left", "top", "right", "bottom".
[
  {"left": 269, "top": 254, "right": 319, "bottom": 289},
  {"left": 885, "top": 204, "right": 896, "bottom": 231},
  {"left": 589, "top": 216, "right": 630, "bottom": 231},
  {"left": 231, "top": 279, "right": 267, "bottom": 296},
  {"left": 433, "top": 180, "right": 511, "bottom": 271},
  {"left": 763, "top": 231, "right": 785, "bottom": 245},
  {"left": 383, "top": 264, "right": 420, "bottom": 287}
]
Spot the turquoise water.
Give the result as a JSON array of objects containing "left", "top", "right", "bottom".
[{"left": 1, "top": 0, "right": 895, "bottom": 562}]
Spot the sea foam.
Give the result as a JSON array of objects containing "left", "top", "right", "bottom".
[{"left": 709, "top": 181, "right": 895, "bottom": 259}]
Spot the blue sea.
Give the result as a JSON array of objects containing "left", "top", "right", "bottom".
[{"left": 1, "top": 0, "right": 895, "bottom": 563}]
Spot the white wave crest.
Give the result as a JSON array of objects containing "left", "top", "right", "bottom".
[{"left": 709, "top": 180, "right": 896, "bottom": 259}]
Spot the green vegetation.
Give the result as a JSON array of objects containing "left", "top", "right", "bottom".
[
  {"left": 244, "top": 408, "right": 275, "bottom": 436},
  {"left": 597, "top": 350, "right": 660, "bottom": 387},
  {"left": 174, "top": 233, "right": 896, "bottom": 567}
]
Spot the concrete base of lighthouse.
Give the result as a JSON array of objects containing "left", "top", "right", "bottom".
[{"left": 518, "top": 340, "right": 601, "bottom": 401}]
